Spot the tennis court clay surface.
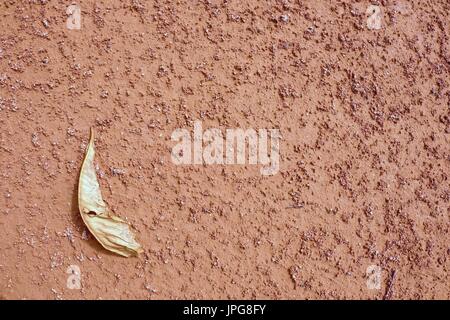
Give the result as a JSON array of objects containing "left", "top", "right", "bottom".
[{"left": 0, "top": 0, "right": 449, "bottom": 299}]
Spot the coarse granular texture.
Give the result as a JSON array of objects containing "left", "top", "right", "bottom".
[{"left": 0, "top": 0, "right": 449, "bottom": 300}]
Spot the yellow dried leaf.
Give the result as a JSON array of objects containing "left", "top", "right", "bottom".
[{"left": 78, "top": 128, "right": 143, "bottom": 257}]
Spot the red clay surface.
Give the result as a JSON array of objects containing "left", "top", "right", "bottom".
[{"left": 0, "top": 0, "right": 449, "bottom": 299}]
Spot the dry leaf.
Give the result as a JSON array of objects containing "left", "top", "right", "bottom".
[{"left": 78, "top": 128, "right": 143, "bottom": 257}]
